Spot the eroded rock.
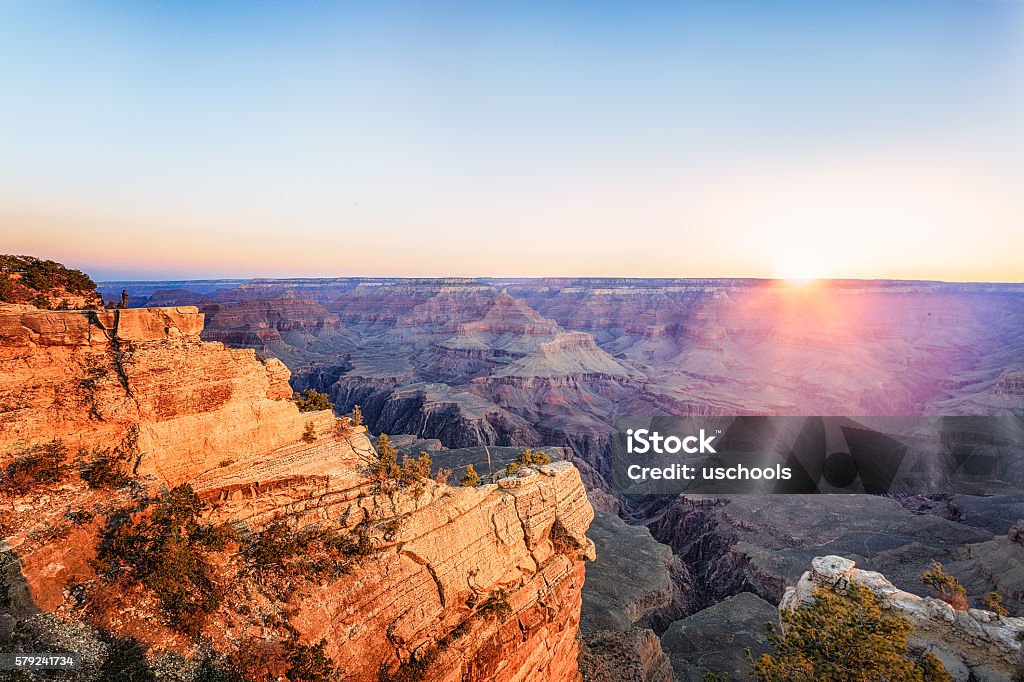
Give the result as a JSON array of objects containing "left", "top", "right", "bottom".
[{"left": 782, "top": 555, "right": 1024, "bottom": 681}]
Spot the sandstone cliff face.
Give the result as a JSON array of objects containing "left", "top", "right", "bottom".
[
  {"left": 0, "top": 305, "right": 332, "bottom": 488},
  {"left": 783, "top": 556, "right": 1024, "bottom": 682},
  {"left": 279, "top": 462, "right": 594, "bottom": 681},
  {"left": 0, "top": 304, "right": 595, "bottom": 681}
]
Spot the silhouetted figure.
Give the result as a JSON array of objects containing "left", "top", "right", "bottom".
[{"left": 120, "top": 289, "right": 128, "bottom": 309}]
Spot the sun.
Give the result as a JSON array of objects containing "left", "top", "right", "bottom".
[{"left": 772, "top": 255, "right": 822, "bottom": 286}]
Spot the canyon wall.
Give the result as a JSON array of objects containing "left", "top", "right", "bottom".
[
  {"left": 127, "top": 278, "right": 1024, "bottom": 484},
  {"left": 0, "top": 304, "right": 333, "bottom": 488},
  {"left": 0, "top": 303, "right": 595, "bottom": 681}
]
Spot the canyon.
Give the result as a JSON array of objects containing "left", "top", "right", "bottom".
[
  {"left": 102, "top": 278, "right": 1024, "bottom": 464},
  {"left": 0, "top": 276, "right": 1004, "bottom": 679},
  {"left": 0, "top": 303, "right": 595, "bottom": 680},
  {"left": 91, "top": 276, "right": 1024, "bottom": 679}
]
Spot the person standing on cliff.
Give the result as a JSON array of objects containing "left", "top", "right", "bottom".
[{"left": 120, "top": 289, "right": 129, "bottom": 309}]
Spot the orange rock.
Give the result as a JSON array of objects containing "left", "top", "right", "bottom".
[{"left": 0, "top": 305, "right": 596, "bottom": 681}]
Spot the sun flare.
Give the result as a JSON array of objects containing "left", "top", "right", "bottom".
[{"left": 772, "top": 254, "right": 822, "bottom": 286}]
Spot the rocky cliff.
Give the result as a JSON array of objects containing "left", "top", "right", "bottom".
[
  {"left": 0, "top": 304, "right": 595, "bottom": 681},
  {"left": 783, "top": 556, "right": 1024, "bottom": 681},
  {"left": 0, "top": 304, "right": 331, "bottom": 488}
]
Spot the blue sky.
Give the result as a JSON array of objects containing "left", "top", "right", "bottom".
[{"left": 2, "top": 1, "right": 1022, "bottom": 280}]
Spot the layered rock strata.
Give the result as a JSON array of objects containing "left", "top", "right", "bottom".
[{"left": 0, "top": 305, "right": 596, "bottom": 681}]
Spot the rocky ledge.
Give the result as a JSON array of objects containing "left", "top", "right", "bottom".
[
  {"left": 783, "top": 556, "right": 1024, "bottom": 681},
  {"left": 1, "top": 305, "right": 596, "bottom": 681}
]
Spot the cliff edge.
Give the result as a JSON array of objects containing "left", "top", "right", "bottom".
[
  {"left": 0, "top": 304, "right": 595, "bottom": 681},
  {"left": 783, "top": 556, "right": 1024, "bottom": 681}
]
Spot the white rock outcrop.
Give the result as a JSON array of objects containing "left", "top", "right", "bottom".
[{"left": 781, "top": 555, "right": 1024, "bottom": 682}]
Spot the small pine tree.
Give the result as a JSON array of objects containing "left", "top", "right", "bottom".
[
  {"left": 461, "top": 464, "right": 481, "bottom": 487},
  {"left": 752, "top": 582, "right": 950, "bottom": 682},
  {"left": 350, "top": 404, "right": 363, "bottom": 427},
  {"left": 983, "top": 591, "right": 1009, "bottom": 617},
  {"left": 286, "top": 638, "right": 340, "bottom": 681},
  {"left": 1, "top": 440, "right": 69, "bottom": 494},
  {"left": 369, "top": 434, "right": 402, "bottom": 488},
  {"left": 401, "top": 451, "right": 432, "bottom": 484},
  {"left": 505, "top": 448, "right": 552, "bottom": 475},
  {"left": 295, "top": 389, "right": 333, "bottom": 413},
  {"left": 920, "top": 561, "right": 967, "bottom": 611}
]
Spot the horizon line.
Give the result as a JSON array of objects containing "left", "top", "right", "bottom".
[{"left": 94, "top": 275, "right": 1024, "bottom": 287}]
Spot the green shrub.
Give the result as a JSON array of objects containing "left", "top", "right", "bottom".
[
  {"left": 212, "top": 638, "right": 342, "bottom": 682},
  {"left": 95, "top": 484, "right": 235, "bottom": 632},
  {"left": 752, "top": 582, "right": 950, "bottom": 681},
  {"left": 286, "top": 639, "right": 340, "bottom": 682},
  {"left": 29, "top": 293, "right": 52, "bottom": 309},
  {"left": 983, "top": 591, "right": 1009, "bottom": 616},
  {"left": 250, "top": 521, "right": 300, "bottom": 568},
  {"left": 348, "top": 520, "right": 375, "bottom": 557},
  {"left": 401, "top": 451, "right": 432, "bottom": 485},
  {"left": 478, "top": 588, "right": 513, "bottom": 622},
  {"left": 0, "top": 255, "right": 97, "bottom": 304},
  {"left": 350, "top": 405, "right": 363, "bottom": 427},
  {"left": 377, "top": 652, "right": 434, "bottom": 682},
  {"left": 369, "top": 437, "right": 438, "bottom": 494},
  {"left": 249, "top": 520, "right": 356, "bottom": 583},
  {"left": 294, "top": 389, "right": 333, "bottom": 413},
  {"left": 78, "top": 446, "right": 133, "bottom": 489},
  {"left": 921, "top": 561, "right": 967, "bottom": 611},
  {"left": 460, "top": 464, "right": 480, "bottom": 487},
  {"left": 368, "top": 434, "right": 403, "bottom": 490},
  {"left": 505, "top": 449, "right": 551, "bottom": 475},
  {"left": 0, "top": 440, "right": 69, "bottom": 494}
]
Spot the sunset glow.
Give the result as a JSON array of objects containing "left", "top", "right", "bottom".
[{"left": 1, "top": 1, "right": 1022, "bottom": 281}]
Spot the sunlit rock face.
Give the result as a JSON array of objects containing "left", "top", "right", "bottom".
[
  {"left": 0, "top": 305, "right": 330, "bottom": 488},
  {"left": 1, "top": 303, "right": 596, "bottom": 681}
]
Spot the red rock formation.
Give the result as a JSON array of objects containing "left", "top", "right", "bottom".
[
  {"left": 0, "top": 304, "right": 595, "bottom": 681},
  {"left": 0, "top": 305, "right": 329, "bottom": 487},
  {"left": 200, "top": 298, "right": 344, "bottom": 350}
]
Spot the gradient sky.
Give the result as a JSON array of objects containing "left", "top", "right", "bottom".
[{"left": 2, "top": 1, "right": 1023, "bottom": 281}]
